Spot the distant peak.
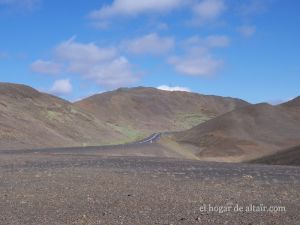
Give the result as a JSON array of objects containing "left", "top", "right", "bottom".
[
  {"left": 281, "top": 96, "right": 300, "bottom": 107},
  {"left": 291, "top": 96, "right": 300, "bottom": 102}
]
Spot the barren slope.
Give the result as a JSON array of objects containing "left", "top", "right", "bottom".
[
  {"left": 0, "top": 83, "right": 125, "bottom": 150},
  {"left": 75, "top": 87, "right": 249, "bottom": 138},
  {"left": 173, "top": 101, "right": 300, "bottom": 162},
  {"left": 281, "top": 96, "right": 300, "bottom": 108},
  {"left": 280, "top": 96, "right": 300, "bottom": 115},
  {"left": 249, "top": 145, "right": 300, "bottom": 166}
]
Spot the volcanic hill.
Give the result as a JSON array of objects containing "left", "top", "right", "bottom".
[
  {"left": 75, "top": 87, "right": 249, "bottom": 137},
  {"left": 0, "top": 83, "right": 124, "bottom": 150},
  {"left": 172, "top": 100, "right": 300, "bottom": 162}
]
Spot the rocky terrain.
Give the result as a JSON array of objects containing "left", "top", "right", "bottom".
[{"left": 0, "top": 150, "right": 299, "bottom": 225}]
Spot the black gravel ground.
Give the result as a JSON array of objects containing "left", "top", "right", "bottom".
[{"left": 0, "top": 150, "right": 299, "bottom": 225}]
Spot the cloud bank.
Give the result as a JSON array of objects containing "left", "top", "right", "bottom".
[
  {"left": 168, "top": 35, "right": 229, "bottom": 76},
  {"left": 90, "top": 0, "right": 184, "bottom": 19},
  {"left": 32, "top": 37, "right": 140, "bottom": 89}
]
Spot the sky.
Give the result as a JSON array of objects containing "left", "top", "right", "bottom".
[{"left": 0, "top": 0, "right": 299, "bottom": 103}]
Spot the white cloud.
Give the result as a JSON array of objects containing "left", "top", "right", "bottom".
[
  {"left": 30, "top": 60, "right": 62, "bottom": 75},
  {"left": 238, "top": 25, "right": 256, "bottom": 38},
  {"left": 56, "top": 38, "right": 139, "bottom": 88},
  {"left": 90, "top": 0, "right": 184, "bottom": 19},
  {"left": 89, "top": 0, "right": 228, "bottom": 28},
  {"left": 34, "top": 38, "right": 139, "bottom": 89},
  {"left": 67, "top": 56, "right": 139, "bottom": 88},
  {"left": 157, "top": 85, "right": 191, "bottom": 92},
  {"left": 169, "top": 35, "right": 226, "bottom": 77},
  {"left": 122, "top": 33, "right": 175, "bottom": 55},
  {"left": 49, "top": 79, "right": 72, "bottom": 95},
  {"left": 169, "top": 51, "right": 223, "bottom": 76},
  {"left": 55, "top": 37, "right": 117, "bottom": 63},
  {"left": 193, "top": 0, "right": 226, "bottom": 21}
]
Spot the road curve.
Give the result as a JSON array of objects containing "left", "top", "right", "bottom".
[
  {"left": 136, "top": 133, "right": 161, "bottom": 144},
  {"left": 0, "top": 133, "right": 162, "bottom": 155}
]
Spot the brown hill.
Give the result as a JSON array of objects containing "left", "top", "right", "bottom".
[
  {"left": 0, "top": 83, "right": 125, "bottom": 150},
  {"left": 75, "top": 87, "right": 249, "bottom": 139},
  {"left": 249, "top": 145, "right": 300, "bottom": 166},
  {"left": 173, "top": 103, "right": 300, "bottom": 162},
  {"left": 281, "top": 96, "right": 300, "bottom": 109}
]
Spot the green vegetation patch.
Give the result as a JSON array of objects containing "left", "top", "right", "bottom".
[
  {"left": 46, "top": 110, "right": 57, "bottom": 121},
  {"left": 176, "top": 113, "right": 211, "bottom": 129},
  {"left": 45, "top": 110, "right": 65, "bottom": 123},
  {"left": 108, "top": 123, "right": 146, "bottom": 144}
]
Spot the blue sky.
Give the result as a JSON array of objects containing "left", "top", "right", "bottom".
[{"left": 0, "top": 0, "right": 299, "bottom": 103}]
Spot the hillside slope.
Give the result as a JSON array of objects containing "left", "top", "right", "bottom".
[
  {"left": 249, "top": 145, "right": 300, "bottom": 166},
  {"left": 0, "top": 83, "right": 125, "bottom": 150},
  {"left": 173, "top": 101, "right": 300, "bottom": 162},
  {"left": 75, "top": 87, "right": 249, "bottom": 138},
  {"left": 280, "top": 96, "right": 300, "bottom": 114}
]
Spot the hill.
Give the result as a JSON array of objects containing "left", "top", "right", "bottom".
[
  {"left": 249, "top": 145, "right": 300, "bottom": 166},
  {"left": 0, "top": 83, "right": 125, "bottom": 150},
  {"left": 0, "top": 84, "right": 249, "bottom": 150},
  {"left": 172, "top": 103, "right": 300, "bottom": 162},
  {"left": 75, "top": 87, "right": 249, "bottom": 139},
  {"left": 281, "top": 96, "right": 300, "bottom": 110}
]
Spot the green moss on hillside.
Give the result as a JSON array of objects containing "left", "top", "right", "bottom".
[{"left": 176, "top": 113, "right": 211, "bottom": 129}]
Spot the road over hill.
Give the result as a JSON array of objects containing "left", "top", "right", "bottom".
[{"left": 0, "top": 144, "right": 299, "bottom": 224}]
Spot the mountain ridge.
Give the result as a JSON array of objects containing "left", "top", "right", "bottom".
[
  {"left": 0, "top": 83, "right": 250, "bottom": 150},
  {"left": 75, "top": 86, "right": 250, "bottom": 135},
  {"left": 1, "top": 82, "right": 299, "bottom": 164}
]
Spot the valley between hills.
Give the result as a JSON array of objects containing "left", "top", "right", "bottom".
[
  {"left": 1, "top": 82, "right": 299, "bottom": 165},
  {"left": 0, "top": 82, "right": 300, "bottom": 225}
]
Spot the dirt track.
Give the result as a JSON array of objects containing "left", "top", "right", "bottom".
[{"left": 0, "top": 149, "right": 299, "bottom": 225}]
